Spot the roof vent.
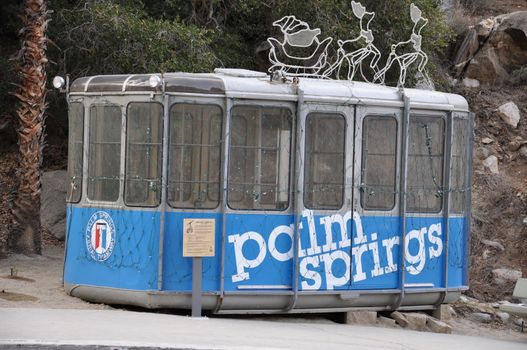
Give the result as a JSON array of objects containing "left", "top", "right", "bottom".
[{"left": 214, "top": 68, "right": 267, "bottom": 78}]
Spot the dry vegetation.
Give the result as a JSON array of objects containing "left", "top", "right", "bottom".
[{"left": 459, "top": 85, "right": 527, "bottom": 301}]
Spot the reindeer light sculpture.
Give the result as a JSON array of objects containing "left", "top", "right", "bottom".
[
  {"left": 373, "top": 3, "right": 430, "bottom": 86},
  {"left": 323, "top": 1, "right": 381, "bottom": 82}
]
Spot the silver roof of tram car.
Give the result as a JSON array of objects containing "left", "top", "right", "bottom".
[{"left": 69, "top": 68, "right": 469, "bottom": 112}]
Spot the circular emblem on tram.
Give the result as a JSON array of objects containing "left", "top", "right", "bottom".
[{"left": 85, "top": 211, "right": 116, "bottom": 262}]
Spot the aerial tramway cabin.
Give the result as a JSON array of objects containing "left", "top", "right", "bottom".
[{"left": 61, "top": 68, "right": 473, "bottom": 313}]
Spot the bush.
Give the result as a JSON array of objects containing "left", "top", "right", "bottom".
[{"left": 48, "top": 1, "right": 218, "bottom": 79}]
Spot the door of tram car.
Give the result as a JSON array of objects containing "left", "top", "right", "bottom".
[
  {"left": 222, "top": 101, "right": 296, "bottom": 293},
  {"left": 161, "top": 95, "right": 226, "bottom": 292},
  {"left": 353, "top": 105, "right": 402, "bottom": 291},
  {"left": 297, "top": 103, "right": 354, "bottom": 292}
]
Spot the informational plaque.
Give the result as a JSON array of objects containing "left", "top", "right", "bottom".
[{"left": 183, "top": 218, "right": 215, "bottom": 257}]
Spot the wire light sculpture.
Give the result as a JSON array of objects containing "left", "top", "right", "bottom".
[
  {"left": 373, "top": 3, "right": 430, "bottom": 86},
  {"left": 267, "top": 15, "right": 333, "bottom": 77},
  {"left": 323, "top": 1, "right": 381, "bottom": 82},
  {"left": 266, "top": 2, "right": 431, "bottom": 88}
]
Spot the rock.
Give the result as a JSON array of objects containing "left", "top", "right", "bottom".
[
  {"left": 452, "top": 29, "right": 480, "bottom": 77},
  {"left": 513, "top": 318, "right": 525, "bottom": 327},
  {"left": 466, "top": 46, "right": 509, "bottom": 83},
  {"left": 390, "top": 311, "right": 409, "bottom": 327},
  {"left": 483, "top": 155, "right": 499, "bottom": 174},
  {"left": 459, "top": 12, "right": 527, "bottom": 83},
  {"left": 509, "top": 140, "right": 523, "bottom": 151},
  {"left": 403, "top": 313, "right": 428, "bottom": 331},
  {"left": 471, "top": 312, "right": 492, "bottom": 323},
  {"left": 378, "top": 316, "right": 397, "bottom": 328},
  {"left": 492, "top": 268, "right": 522, "bottom": 285},
  {"left": 475, "top": 147, "right": 490, "bottom": 160},
  {"left": 432, "top": 304, "right": 456, "bottom": 321},
  {"left": 475, "top": 17, "right": 497, "bottom": 38},
  {"left": 481, "top": 239, "right": 505, "bottom": 251},
  {"left": 519, "top": 145, "right": 527, "bottom": 159},
  {"left": 523, "top": 217, "right": 527, "bottom": 225},
  {"left": 345, "top": 311, "right": 377, "bottom": 325},
  {"left": 481, "top": 137, "right": 494, "bottom": 145},
  {"left": 427, "top": 317, "right": 452, "bottom": 334},
  {"left": 41, "top": 170, "right": 67, "bottom": 240},
  {"left": 496, "top": 312, "right": 510, "bottom": 322},
  {"left": 497, "top": 101, "right": 521, "bottom": 128},
  {"left": 462, "top": 78, "right": 480, "bottom": 88}
]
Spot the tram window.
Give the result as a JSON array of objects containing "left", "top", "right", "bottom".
[
  {"left": 125, "top": 102, "right": 163, "bottom": 207},
  {"left": 67, "top": 102, "right": 84, "bottom": 203},
  {"left": 228, "top": 106, "right": 292, "bottom": 210},
  {"left": 304, "top": 113, "right": 345, "bottom": 210},
  {"left": 407, "top": 116, "right": 445, "bottom": 213},
  {"left": 361, "top": 116, "right": 397, "bottom": 210},
  {"left": 88, "top": 105, "right": 122, "bottom": 202},
  {"left": 450, "top": 118, "right": 469, "bottom": 213},
  {"left": 169, "top": 104, "right": 222, "bottom": 209}
]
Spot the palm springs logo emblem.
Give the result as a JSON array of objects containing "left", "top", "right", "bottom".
[{"left": 86, "top": 211, "right": 116, "bottom": 261}]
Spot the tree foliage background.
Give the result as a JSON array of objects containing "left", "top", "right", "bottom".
[{"left": 0, "top": 0, "right": 452, "bottom": 150}]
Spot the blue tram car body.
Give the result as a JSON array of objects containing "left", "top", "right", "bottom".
[{"left": 63, "top": 69, "right": 473, "bottom": 313}]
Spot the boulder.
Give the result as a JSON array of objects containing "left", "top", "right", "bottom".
[
  {"left": 483, "top": 155, "right": 499, "bottom": 174},
  {"left": 513, "top": 318, "right": 525, "bottom": 327},
  {"left": 453, "top": 29, "right": 480, "bottom": 77},
  {"left": 390, "top": 311, "right": 409, "bottom": 327},
  {"left": 496, "top": 101, "right": 521, "bottom": 128},
  {"left": 496, "top": 312, "right": 510, "bottom": 322},
  {"left": 431, "top": 304, "right": 456, "bottom": 321},
  {"left": 404, "top": 313, "right": 428, "bottom": 331},
  {"left": 378, "top": 316, "right": 397, "bottom": 328},
  {"left": 508, "top": 137, "right": 524, "bottom": 151},
  {"left": 456, "top": 11, "right": 527, "bottom": 83},
  {"left": 481, "top": 137, "right": 494, "bottom": 145},
  {"left": 492, "top": 268, "right": 522, "bottom": 285},
  {"left": 481, "top": 239, "right": 505, "bottom": 251},
  {"left": 426, "top": 317, "right": 452, "bottom": 334},
  {"left": 462, "top": 78, "right": 480, "bottom": 88},
  {"left": 40, "top": 170, "right": 67, "bottom": 240},
  {"left": 520, "top": 145, "right": 527, "bottom": 159},
  {"left": 345, "top": 311, "right": 377, "bottom": 325},
  {"left": 474, "top": 147, "right": 490, "bottom": 160},
  {"left": 470, "top": 312, "right": 492, "bottom": 323}
]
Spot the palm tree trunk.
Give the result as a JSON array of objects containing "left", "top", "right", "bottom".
[{"left": 10, "top": 0, "right": 49, "bottom": 255}]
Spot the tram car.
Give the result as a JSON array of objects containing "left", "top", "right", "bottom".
[{"left": 61, "top": 68, "right": 473, "bottom": 313}]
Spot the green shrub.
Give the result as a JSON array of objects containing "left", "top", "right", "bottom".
[{"left": 48, "top": 1, "right": 218, "bottom": 79}]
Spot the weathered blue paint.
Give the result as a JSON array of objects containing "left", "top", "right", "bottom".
[{"left": 64, "top": 206, "right": 467, "bottom": 294}]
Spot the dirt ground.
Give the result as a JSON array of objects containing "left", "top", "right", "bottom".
[{"left": 0, "top": 245, "right": 526, "bottom": 343}]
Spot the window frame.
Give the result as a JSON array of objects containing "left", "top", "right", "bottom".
[
  {"left": 303, "top": 112, "right": 347, "bottom": 211},
  {"left": 360, "top": 115, "right": 398, "bottom": 211},
  {"left": 86, "top": 103, "right": 123, "bottom": 203},
  {"left": 226, "top": 104, "right": 294, "bottom": 212},
  {"left": 124, "top": 101, "right": 164, "bottom": 208},
  {"left": 449, "top": 114, "right": 470, "bottom": 215},
  {"left": 167, "top": 102, "right": 224, "bottom": 210},
  {"left": 66, "top": 101, "right": 85, "bottom": 204},
  {"left": 406, "top": 113, "right": 447, "bottom": 214}
]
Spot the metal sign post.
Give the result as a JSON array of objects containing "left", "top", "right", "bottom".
[
  {"left": 183, "top": 218, "right": 216, "bottom": 318},
  {"left": 191, "top": 257, "right": 203, "bottom": 317}
]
